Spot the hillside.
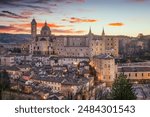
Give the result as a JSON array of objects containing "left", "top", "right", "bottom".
[{"left": 0, "top": 33, "right": 31, "bottom": 44}]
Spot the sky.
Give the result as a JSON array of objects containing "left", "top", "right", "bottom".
[{"left": 0, "top": 0, "right": 150, "bottom": 36}]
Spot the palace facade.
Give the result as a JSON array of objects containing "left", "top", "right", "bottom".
[{"left": 30, "top": 19, "right": 118, "bottom": 58}]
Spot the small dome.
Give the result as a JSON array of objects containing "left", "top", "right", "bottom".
[{"left": 41, "top": 22, "right": 51, "bottom": 36}]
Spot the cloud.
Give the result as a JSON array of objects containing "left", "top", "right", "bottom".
[
  {"left": 0, "top": 22, "right": 67, "bottom": 33},
  {"left": 62, "top": 17, "right": 98, "bottom": 23},
  {"left": 130, "top": 0, "right": 146, "bottom": 2},
  {"left": 76, "top": 0, "right": 86, "bottom": 2},
  {"left": 0, "top": 0, "right": 86, "bottom": 18},
  {"left": 0, "top": 10, "right": 29, "bottom": 19},
  {"left": 0, "top": 24, "right": 85, "bottom": 35},
  {"left": 108, "top": 22, "right": 124, "bottom": 26},
  {"left": 38, "top": 23, "right": 65, "bottom": 28},
  {"left": 14, "top": 23, "right": 65, "bottom": 28},
  {"left": 20, "top": 11, "right": 33, "bottom": 17},
  {"left": 0, "top": 25, "right": 15, "bottom": 30},
  {"left": 0, "top": 25, "right": 29, "bottom": 34},
  {"left": 0, "top": 0, "right": 86, "bottom": 6},
  {"left": 0, "top": 0, "right": 53, "bottom": 13},
  {"left": 65, "top": 0, "right": 86, "bottom": 3},
  {"left": 127, "top": 0, "right": 149, "bottom": 3},
  {"left": 52, "top": 29, "right": 85, "bottom": 35}
]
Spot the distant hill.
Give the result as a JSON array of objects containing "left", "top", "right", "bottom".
[
  {"left": 0, "top": 33, "right": 31, "bottom": 44},
  {"left": 143, "top": 35, "right": 150, "bottom": 39}
]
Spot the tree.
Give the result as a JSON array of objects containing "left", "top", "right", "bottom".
[
  {"left": 111, "top": 73, "right": 136, "bottom": 100},
  {"left": 0, "top": 70, "right": 10, "bottom": 99}
]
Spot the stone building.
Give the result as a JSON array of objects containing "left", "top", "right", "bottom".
[
  {"left": 0, "top": 55, "right": 15, "bottom": 66},
  {"left": 91, "top": 54, "right": 116, "bottom": 86},
  {"left": 29, "top": 19, "right": 118, "bottom": 58},
  {"left": 117, "top": 62, "right": 150, "bottom": 82}
]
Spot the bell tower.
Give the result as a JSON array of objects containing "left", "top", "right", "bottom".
[{"left": 31, "top": 18, "right": 37, "bottom": 39}]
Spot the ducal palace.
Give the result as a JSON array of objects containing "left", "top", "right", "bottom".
[{"left": 30, "top": 19, "right": 118, "bottom": 58}]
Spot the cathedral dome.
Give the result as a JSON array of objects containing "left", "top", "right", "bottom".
[
  {"left": 41, "top": 25, "right": 50, "bottom": 32},
  {"left": 41, "top": 22, "right": 51, "bottom": 36}
]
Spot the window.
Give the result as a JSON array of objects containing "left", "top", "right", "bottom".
[
  {"left": 142, "top": 73, "right": 143, "bottom": 77},
  {"left": 129, "top": 73, "right": 131, "bottom": 77},
  {"left": 135, "top": 73, "right": 137, "bottom": 77}
]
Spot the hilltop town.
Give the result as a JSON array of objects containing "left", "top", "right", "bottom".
[{"left": 0, "top": 19, "right": 150, "bottom": 100}]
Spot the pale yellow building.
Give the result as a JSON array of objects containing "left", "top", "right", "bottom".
[
  {"left": 117, "top": 66, "right": 150, "bottom": 81},
  {"left": 91, "top": 54, "right": 116, "bottom": 86}
]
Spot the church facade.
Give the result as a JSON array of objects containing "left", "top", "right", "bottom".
[{"left": 29, "top": 19, "right": 119, "bottom": 58}]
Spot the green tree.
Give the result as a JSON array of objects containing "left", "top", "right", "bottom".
[{"left": 111, "top": 73, "right": 136, "bottom": 100}]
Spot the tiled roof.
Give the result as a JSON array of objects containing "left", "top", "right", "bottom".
[
  {"left": 94, "top": 54, "right": 114, "bottom": 59},
  {"left": 118, "top": 67, "right": 150, "bottom": 72},
  {"left": 0, "top": 65, "right": 20, "bottom": 71}
]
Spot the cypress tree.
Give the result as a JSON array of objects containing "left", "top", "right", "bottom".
[{"left": 111, "top": 73, "right": 136, "bottom": 100}]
